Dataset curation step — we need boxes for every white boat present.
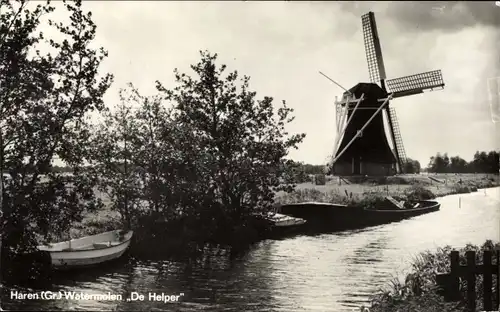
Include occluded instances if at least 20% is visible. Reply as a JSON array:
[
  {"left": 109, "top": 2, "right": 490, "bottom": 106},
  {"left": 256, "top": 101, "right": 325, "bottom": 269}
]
[{"left": 38, "top": 230, "right": 133, "bottom": 269}]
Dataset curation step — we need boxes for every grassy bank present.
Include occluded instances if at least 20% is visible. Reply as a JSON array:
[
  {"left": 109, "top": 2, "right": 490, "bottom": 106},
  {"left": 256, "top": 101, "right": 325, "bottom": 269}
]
[
  {"left": 59, "top": 173, "right": 498, "bottom": 240},
  {"left": 362, "top": 240, "right": 500, "bottom": 312},
  {"left": 275, "top": 173, "right": 499, "bottom": 207}
]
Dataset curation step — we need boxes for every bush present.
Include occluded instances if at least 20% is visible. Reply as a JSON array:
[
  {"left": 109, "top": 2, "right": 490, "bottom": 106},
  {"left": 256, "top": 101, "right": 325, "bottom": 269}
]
[
  {"left": 314, "top": 174, "right": 326, "bottom": 185},
  {"left": 452, "top": 185, "right": 474, "bottom": 194},
  {"left": 353, "top": 194, "right": 387, "bottom": 210},
  {"left": 367, "top": 240, "right": 500, "bottom": 312},
  {"left": 404, "top": 185, "right": 436, "bottom": 202}
]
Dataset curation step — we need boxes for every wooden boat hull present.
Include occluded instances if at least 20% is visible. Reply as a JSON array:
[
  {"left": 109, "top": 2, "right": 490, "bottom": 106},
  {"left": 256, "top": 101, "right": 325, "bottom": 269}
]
[
  {"left": 362, "top": 200, "right": 441, "bottom": 223},
  {"left": 278, "top": 200, "right": 440, "bottom": 232},
  {"left": 38, "top": 230, "right": 133, "bottom": 270}
]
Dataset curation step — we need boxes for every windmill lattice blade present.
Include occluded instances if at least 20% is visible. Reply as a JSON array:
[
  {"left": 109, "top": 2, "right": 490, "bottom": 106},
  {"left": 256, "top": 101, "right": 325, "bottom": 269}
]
[
  {"left": 386, "top": 70, "right": 445, "bottom": 98},
  {"left": 362, "top": 12, "right": 387, "bottom": 85}
]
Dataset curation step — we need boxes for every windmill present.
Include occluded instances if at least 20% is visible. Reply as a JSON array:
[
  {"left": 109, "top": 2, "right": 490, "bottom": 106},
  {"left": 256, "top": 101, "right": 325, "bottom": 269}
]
[{"left": 327, "top": 11, "right": 445, "bottom": 176}]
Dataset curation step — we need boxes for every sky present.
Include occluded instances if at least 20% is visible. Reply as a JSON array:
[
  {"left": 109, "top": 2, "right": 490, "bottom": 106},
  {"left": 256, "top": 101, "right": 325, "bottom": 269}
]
[{"left": 45, "top": 1, "right": 500, "bottom": 166}]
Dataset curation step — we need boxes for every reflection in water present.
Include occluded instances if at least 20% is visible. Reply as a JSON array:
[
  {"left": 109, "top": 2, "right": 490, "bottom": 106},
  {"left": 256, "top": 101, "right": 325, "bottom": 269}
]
[{"left": 3, "top": 188, "right": 499, "bottom": 311}]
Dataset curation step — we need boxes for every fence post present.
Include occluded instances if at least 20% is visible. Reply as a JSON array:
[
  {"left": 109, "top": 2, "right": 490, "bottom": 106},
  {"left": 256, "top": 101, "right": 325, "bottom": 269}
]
[
  {"left": 483, "top": 250, "right": 493, "bottom": 311},
  {"left": 466, "top": 251, "right": 476, "bottom": 312},
  {"left": 496, "top": 250, "right": 500, "bottom": 310},
  {"left": 450, "top": 250, "right": 460, "bottom": 300}
]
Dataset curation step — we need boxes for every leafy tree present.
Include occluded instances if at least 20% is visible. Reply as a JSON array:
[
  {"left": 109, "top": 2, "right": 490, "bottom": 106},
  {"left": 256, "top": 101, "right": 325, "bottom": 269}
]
[
  {"left": 471, "top": 150, "right": 499, "bottom": 173},
  {"left": 156, "top": 51, "right": 305, "bottom": 243},
  {"left": 90, "top": 83, "right": 205, "bottom": 231},
  {"left": 89, "top": 86, "right": 143, "bottom": 230},
  {"left": 428, "top": 153, "right": 448, "bottom": 173},
  {"left": 403, "top": 158, "right": 421, "bottom": 174},
  {"left": 0, "top": 0, "right": 112, "bottom": 255},
  {"left": 442, "top": 153, "right": 450, "bottom": 172},
  {"left": 449, "top": 156, "right": 468, "bottom": 173}
]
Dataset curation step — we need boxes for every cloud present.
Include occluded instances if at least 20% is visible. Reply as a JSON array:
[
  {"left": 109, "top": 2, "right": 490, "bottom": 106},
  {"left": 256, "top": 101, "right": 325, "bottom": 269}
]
[
  {"left": 385, "top": 1, "right": 500, "bottom": 32},
  {"left": 38, "top": 1, "right": 499, "bottom": 165}
]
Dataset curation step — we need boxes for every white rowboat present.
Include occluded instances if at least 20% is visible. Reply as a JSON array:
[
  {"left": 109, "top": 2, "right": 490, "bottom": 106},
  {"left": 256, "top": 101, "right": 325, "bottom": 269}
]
[{"left": 38, "top": 230, "right": 133, "bottom": 269}]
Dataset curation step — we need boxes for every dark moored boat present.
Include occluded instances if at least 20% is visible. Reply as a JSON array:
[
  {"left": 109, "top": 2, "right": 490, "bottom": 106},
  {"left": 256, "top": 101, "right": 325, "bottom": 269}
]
[
  {"left": 362, "top": 200, "right": 441, "bottom": 225},
  {"left": 278, "top": 200, "right": 440, "bottom": 232}
]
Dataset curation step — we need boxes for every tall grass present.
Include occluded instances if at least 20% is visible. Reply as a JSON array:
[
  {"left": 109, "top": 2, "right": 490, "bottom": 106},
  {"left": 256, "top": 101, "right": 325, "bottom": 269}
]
[
  {"left": 275, "top": 187, "right": 362, "bottom": 206},
  {"left": 365, "top": 240, "right": 500, "bottom": 312},
  {"left": 277, "top": 184, "right": 438, "bottom": 209}
]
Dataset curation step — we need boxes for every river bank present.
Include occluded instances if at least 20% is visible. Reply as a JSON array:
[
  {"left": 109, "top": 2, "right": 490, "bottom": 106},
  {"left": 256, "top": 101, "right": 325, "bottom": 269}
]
[
  {"left": 275, "top": 173, "right": 499, "bottom": 206},
  {"left": 36, "top": 173, "right": 499, "bottom": 260}
]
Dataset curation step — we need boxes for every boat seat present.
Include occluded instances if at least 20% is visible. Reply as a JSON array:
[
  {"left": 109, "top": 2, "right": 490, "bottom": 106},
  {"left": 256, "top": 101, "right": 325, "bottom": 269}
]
[
  {"left": 93, "top": 241, "right": 121, "bottom": 249},
  {"left": 93, "top": 242, "right": 112, "bottom": 249},
  {"left": 62, "top": 244, "right": 94, "bottom": 251},
  {"left": 385, "top": 196, "right": 405, "bottom": 209}
]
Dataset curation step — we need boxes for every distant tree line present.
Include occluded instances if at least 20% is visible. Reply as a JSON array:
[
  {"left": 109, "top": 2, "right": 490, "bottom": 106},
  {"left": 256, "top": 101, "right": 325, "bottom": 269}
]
[{"left": 426, "top": 150, "right": 499, "bottom": 173}]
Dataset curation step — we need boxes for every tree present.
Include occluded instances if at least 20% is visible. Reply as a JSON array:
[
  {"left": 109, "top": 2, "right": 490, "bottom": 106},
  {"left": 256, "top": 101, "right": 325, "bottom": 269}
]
[
  {"left": 428, "top": 153, "right": 448, "bottom": 173},
  {"left": 89, "top": 86, "right": 142, "bottom": 230},
  {"left": 442, "top": 153, "right": 450, "bottom": 172},
  {"left": 404, "top": 158, "right": 421, "bottom": 174},
  {"left": 156, "top": 51, "right": 305, "bottom": 243},
  {"left": 90, "top": 83, "right": 203, "bottom": 230},
  {"left": 0, "top": 0, "right": 112, "bottom": 257},
  {"left": 449, "top": 156, "right": 467, "bottom": 173},
  {"left": 485, "top": 151, "right": 499, "bottom": 173},
  {"left": 471, "top": 150, "right": 499, "bottom": 173}
]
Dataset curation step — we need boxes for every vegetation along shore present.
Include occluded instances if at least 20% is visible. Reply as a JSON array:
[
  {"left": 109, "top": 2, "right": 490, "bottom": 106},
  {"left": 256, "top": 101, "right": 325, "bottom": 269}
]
[{"left": 361, "top": 240, "right": 500, "bottom": 312}]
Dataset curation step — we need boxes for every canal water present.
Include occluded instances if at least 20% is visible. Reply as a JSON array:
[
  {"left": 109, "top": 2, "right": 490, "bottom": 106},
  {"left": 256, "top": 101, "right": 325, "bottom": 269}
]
[{"left": 2, "top": 187, "right": 499, "bottom": 311}]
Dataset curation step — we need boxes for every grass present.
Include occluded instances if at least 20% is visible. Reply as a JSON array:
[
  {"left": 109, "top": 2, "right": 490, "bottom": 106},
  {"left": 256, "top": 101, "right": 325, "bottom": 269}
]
[
  {"left": 363, "top": 240, "right": 500, "bottom": 312},
  {"left": 276, "top": 173, "right": 499, "bottom": 206}
]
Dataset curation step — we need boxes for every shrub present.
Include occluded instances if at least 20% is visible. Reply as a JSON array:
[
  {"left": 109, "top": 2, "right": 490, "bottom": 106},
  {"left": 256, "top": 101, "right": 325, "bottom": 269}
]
[
  {"left": 404, "top": 185, "right": 436, "bottom": 201},
  {"left": 352, "top": 194, "right": 386, "bottom": 209},
  {"left": 452, "top": 185, "right": 474, "bottom": 194},
  {"left": 367, "top": 240, "right": 500, "bottom": 312},
  {"left": 314, "top": 174, "right": 326, "bottom": 185}
]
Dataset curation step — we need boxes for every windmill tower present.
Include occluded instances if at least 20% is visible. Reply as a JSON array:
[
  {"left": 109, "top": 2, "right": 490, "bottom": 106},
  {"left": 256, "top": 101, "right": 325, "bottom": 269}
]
[{"left": 327, "top": 12, "right": 445, "bottom": 176}]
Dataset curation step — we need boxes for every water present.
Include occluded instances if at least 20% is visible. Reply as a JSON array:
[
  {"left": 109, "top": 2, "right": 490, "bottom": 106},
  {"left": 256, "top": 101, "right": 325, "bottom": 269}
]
[{"left": 3, "top": 188, "right": 499, "bottom": 311}]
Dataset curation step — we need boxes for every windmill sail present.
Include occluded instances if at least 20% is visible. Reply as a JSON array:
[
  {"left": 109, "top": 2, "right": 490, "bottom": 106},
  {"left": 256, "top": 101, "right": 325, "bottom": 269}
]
[
  {"left": 385, "top": 70, "right": 445, "bottom": 98},
  {"left": 362, "top": 12, "right": 387, "bottom": 87}
]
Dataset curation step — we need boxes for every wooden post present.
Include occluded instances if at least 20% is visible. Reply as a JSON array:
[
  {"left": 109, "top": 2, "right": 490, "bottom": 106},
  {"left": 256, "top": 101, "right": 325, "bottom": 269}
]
[
  {"left": 450, "top": 250, "right": 460, "bottom": 300},
  {"left": 466, "top": 251, "right": 476, "bottom": 311},
  {"left": 0, "top": 96, "right": 3, "bottom": 311},
  {"left": 483, "top": 250, "right": 493, "bottom": 311},
  {"left": 496, "top": 250, "right": 500, "bottom": 310}
]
